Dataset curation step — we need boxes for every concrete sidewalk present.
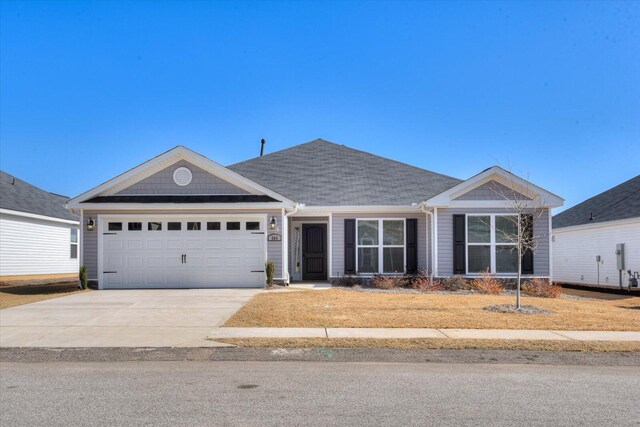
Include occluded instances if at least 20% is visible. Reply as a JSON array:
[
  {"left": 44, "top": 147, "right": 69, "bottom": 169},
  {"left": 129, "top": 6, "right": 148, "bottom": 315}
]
[{"left": 208, "top": 327, "right": 640, "bottom": 342}]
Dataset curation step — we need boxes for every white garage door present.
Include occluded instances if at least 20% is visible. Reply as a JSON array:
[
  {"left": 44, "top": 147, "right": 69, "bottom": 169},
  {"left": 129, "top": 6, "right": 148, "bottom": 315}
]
[{"left": 101, "top": 216, "right": 266, "bottom": 288}]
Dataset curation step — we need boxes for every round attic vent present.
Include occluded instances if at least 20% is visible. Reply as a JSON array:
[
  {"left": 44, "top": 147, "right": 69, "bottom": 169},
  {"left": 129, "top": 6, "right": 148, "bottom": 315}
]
[{"left": 173, "top": 167, "right": 193, "bottom": 186}]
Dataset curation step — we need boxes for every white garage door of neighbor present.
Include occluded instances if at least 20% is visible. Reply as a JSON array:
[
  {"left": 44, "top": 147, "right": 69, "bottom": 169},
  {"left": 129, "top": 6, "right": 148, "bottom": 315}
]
[{"left": 101, "top": 217, "right": 266, "bottom": 288}]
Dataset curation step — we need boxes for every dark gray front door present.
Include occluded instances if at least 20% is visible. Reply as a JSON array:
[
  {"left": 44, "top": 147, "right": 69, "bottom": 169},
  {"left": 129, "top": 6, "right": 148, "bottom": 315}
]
[{"left": 302, "top": 224, "right": 327, "bottom": 280}]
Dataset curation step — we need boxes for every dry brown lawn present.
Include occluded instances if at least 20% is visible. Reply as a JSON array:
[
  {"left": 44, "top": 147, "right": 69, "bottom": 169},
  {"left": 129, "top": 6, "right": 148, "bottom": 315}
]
[
  {"left": 219, "top": 338, "right": 640, "bottom": 352},
  {"left": 0, "top": 283, "right": 86, "bottom": 309},
  {"left": 225, "top": 289, "right": 640, "bottom": 331}
]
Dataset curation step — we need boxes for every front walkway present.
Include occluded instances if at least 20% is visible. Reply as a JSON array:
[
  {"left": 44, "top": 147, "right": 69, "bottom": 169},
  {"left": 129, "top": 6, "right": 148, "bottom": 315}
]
[
  {"left": 208, "top": 327, "right": 640, "bottom": 342},
  {"left": 0, "top": 289, "right": 261, "bottom": 347}
]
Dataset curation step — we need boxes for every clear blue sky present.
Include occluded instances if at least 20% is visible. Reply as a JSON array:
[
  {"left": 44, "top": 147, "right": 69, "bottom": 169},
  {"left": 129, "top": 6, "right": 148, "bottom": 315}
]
[{"left": 1, "top": 1, "right": 638, "bottom": 211}]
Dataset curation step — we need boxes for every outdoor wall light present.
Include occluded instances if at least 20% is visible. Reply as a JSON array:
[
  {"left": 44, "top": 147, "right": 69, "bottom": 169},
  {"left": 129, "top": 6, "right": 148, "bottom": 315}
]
[
  {"left": 87, "top": 217, "right": 95, "bottom": 231},
  {"left": 269, "top": 216, "right": 277, "bottom": 229}
]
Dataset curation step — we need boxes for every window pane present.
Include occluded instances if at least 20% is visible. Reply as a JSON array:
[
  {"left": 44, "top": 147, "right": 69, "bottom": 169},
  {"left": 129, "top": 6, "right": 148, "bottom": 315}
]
[
  {"left": 207, "top": 222, "right": 221, "bottom": 231},
  {"left": 467, "top": 216, "right": 490, "bottom": 243},
  {"left": 128, "top": 222, "right": 142, "bottom": 231},
  {"left": 187, "top": 222, "right": 201, "bottom": 231},
  {"left": 167, "top": 222, "right": 181, "bottom": 231},
  {"left": 496, "top": 216, "right": 518, "bottom": 243},
  {"left": 468, "top": 245, "right": 491, "bottom": 273},
  {"left": 108, "top": 222, "right": 122, "bottom": 231},
  {"left": 148, "top": 222, "right": 162, "bottom": 231},
  {"left": 358, "top": 220, "right": 378, "bottom": 245},
  {"left": 383, "top": 247, "right": 404, "bottom": 273},
  {"left": 227, "top": 222, "right": 240, "bottom": 230},
  {"left": 383, "top": 220, "right": 404, "bottom": 245},
  {"left": 70, "top": 244, "right": 78, "bottom": 259},
  {"left": 246, "top": 222, "right": 260, "bottom": 231},
  {"left": 70, "top": 229, "right": 78, "bottom": 243},
  {"left": 496, "top": 245, "right": 518, "bottom": 273},
  {"left": 358, "top": 247, "right": 378, "bottom": 273}
]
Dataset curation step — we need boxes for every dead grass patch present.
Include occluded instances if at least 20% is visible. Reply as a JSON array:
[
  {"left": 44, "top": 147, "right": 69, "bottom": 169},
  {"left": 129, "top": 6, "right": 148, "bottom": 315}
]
[
  {"left": 225, "top": 289, "right": 640, "bottom": 331},
  {"left": 0, "top": 283, "right": 86, "bottom": 309},
  {"left": 219, "top": 338, "right": 640, "bottom": 352}
]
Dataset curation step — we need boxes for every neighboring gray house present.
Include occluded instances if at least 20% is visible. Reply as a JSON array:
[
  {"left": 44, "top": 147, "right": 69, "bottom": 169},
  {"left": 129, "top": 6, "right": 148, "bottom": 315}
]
[
  {"left": 67, "top": 139, "right": 563, "bottom": 289},
  {"left": 0, "top": 170, "right": 79, "bottom": 277},
  {"left": 553, "top": 175, "right": 640, "bottom": 289}
]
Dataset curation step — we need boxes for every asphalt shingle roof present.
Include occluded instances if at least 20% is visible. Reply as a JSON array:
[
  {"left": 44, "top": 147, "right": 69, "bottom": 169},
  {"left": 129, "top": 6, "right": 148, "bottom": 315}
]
[
  {"left": 553, "top": 175, "right": 640, "bottom": 229},
  {"left": 0, "top": 170, "right": 78, "bottom": 221},
  {"left": 227, "top": 139, "right": 462, "bottom": 206}
]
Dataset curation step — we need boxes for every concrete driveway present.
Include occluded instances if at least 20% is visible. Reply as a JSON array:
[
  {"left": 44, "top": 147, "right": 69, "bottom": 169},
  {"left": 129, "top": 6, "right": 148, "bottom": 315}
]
[{"left": 0, "top": 289, "right": 261, "bottom": 347}]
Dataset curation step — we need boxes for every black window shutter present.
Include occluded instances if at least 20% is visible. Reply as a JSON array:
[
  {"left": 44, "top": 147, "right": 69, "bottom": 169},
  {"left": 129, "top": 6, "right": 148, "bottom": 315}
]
[
  {"left": 453, "top": 214, "right": 466, "bottom": 274},
  {"left": 521, "top": 214, "right": 534, "bottom": 274},
  {"left": 344, "top": 219, "right": 356, "bottom": 274},
  {"left": 406, "top": 218, "right": 418, "bottom": 274}
]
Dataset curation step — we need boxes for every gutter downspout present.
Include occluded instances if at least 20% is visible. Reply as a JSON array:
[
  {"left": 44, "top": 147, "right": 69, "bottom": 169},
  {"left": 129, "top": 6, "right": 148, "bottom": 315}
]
[
  {"left": 419, "top": 203, "right": 435, "bottom": 281},
  {"left": 283, "top": 203, "right": 300, "bottom": 285}
]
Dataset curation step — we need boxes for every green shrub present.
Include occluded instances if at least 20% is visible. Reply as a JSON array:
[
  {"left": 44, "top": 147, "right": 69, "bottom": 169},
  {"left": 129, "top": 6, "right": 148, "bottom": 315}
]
[
  {"left": 441, "top": 276, "right": 468, "bottom": 291},
  {"left": 265, "top": 260, "right": 275, "bottom": 287},
  {"left": 522, "top": 278, "right": 561, "bottom": 298},
  {"left": 79, "top": 265, "right": 88, "bottom": 290},
  {"left": 370, "top": 275, "right": 405, "bottom": 289}
]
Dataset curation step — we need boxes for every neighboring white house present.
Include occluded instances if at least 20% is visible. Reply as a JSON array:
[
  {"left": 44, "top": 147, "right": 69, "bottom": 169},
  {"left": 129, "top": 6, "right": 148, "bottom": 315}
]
[
  {"left": 552, "top": 175, "right": 640, "bottom": 290},
  {"left": 0, "top": 170, "right": 79, "bottom": 277}
]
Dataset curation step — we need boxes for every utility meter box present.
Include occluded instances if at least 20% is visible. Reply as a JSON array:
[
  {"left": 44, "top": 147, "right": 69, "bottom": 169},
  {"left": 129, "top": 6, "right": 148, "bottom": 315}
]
[{"left": 616, "top": 243, "right": 625, "bottom": 270}]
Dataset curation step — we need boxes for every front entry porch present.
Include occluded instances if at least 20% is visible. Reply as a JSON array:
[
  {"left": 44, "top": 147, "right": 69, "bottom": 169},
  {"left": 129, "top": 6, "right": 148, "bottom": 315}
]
[{"left": 289, "top": 217, "right": 329, "bottom": 282}]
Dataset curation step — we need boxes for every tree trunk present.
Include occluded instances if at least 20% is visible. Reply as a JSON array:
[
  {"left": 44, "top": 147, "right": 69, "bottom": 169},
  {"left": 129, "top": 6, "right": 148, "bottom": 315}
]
[{"left": 517, "top": 247, "right": 522, "bottom": 310}]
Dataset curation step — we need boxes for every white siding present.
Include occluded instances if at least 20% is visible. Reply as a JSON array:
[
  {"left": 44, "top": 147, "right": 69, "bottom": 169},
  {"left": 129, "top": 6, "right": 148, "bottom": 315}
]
[
  {"left": 553, "top": 219, "right": 640, "bottom": 288},
  {"left": 0, "top": 212, "right": 79, "bottom": 276}
]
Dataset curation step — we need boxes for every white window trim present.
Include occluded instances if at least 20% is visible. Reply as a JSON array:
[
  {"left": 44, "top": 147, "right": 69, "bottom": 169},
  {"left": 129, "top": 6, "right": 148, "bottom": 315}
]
[
  {"left": 355, "top": 218, "right": 406, "bottom": 275},
  {"left": 70, "top": 228, "right": 79, "bottom": 259},
  {"left": 465, "top": 214, "right": 518, "bottom": 275}
]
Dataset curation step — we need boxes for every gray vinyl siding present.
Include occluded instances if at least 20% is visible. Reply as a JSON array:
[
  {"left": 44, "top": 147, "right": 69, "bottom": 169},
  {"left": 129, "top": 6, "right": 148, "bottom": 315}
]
[
  {"left": 454, "top": 180, "right": 531, "bottom": 201},
  {"left": 116, "top": 160, "right": 250, "bottom": 195},
  {"left": 82, "top": 208, "right": 284, "bottom": 284},
  {"left": 331, "top": 213, "right": 427, "bottom": 277},
  {"left": 436, "top": 207, "right": 550, "bottom": 276}
]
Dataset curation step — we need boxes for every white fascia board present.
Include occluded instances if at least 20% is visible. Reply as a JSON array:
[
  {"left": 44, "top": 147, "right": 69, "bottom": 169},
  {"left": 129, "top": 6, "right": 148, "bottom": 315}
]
[
  {"left": 552, "top": 217, "right": 640, "bottom": 234},
  {"left": 424, "top": 166, "right": 564, "bottom": 208},
  {"left": 67, "top": 146, "right": 295, "bottom": 208},
  {"left": 446, "top": 200, "right": 552, "bottom": 209},
  {"left": 0, "top": 208, "right": 79, "bottom": 225},
  {"left": 75, "top": 202, "right": 289, "bottom": 210},
  {"left": 295, "top": 205, "right": 422, "bottom": 214}
]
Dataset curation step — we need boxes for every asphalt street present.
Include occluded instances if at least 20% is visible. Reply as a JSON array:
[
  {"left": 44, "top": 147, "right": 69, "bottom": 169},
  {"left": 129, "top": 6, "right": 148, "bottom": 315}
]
[{"left": 1, "top": 361, "right": 639, "bottom": 426}]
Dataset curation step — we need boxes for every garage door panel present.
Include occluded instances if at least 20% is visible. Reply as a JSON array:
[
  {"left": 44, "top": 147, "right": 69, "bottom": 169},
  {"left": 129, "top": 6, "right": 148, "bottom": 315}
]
[
  {"left": 166, "top": 239, "right": 183, "bottom": 250},
  {"left": 225, "top": 239, "right": 242, "bottom": 249},
  {"left": 205, "top": 239, "right": 223, "bottom": 249},
  {"left": 186, "top": 239, "right": 203, "bottom": 249},
  {"left": 127, "top": 239, "right": 144, "bottom": 250},
  {"left": 245, "top": 239, "right": 262, "bottom": 250},
  {"left": 101, "top": 217, "right": 266, "bottom": 289},
  {"left": 147, "top": 239, "right": 164, "bottom": 250},
  {"left": 147, "top": 256, "right": 164, "bottom": 268},
  {"left": 106, "top": 240, "right": 124, "bottom": 250}
]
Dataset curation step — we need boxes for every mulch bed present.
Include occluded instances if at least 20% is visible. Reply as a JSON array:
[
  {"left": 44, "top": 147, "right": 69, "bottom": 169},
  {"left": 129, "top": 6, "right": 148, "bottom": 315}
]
[{"left": 484, "top": 304, "right": 554, "bottom": 315}]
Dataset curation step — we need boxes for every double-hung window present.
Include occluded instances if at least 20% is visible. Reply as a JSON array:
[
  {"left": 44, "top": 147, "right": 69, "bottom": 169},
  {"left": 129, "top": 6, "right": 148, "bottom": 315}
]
[
  {"left": 70, "top": 228, "right": 78, "bottom": 259},
  {"left": 466, "top": 215, "right": 518, "bottom": 274},
  {"left": 356, "top": 219, "right": 405, "bottom": 274}
]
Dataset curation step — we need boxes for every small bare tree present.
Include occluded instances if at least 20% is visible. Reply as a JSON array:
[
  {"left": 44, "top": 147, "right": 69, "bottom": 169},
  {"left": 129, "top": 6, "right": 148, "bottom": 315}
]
[{"left": 485, "top": 171, "right": 548, "bottom": 310}]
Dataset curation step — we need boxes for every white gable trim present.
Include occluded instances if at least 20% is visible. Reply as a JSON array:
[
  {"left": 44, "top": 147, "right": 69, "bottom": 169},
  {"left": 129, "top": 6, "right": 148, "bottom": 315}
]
[
  {"left": 67, "top": 146, "right": 295, "bottom": 208},
  {"left": 424, "top": 166, "right": 564, "bottom": 208},
  {"left": 0, "top": 208, "right": 79, "bottom": 225}
]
